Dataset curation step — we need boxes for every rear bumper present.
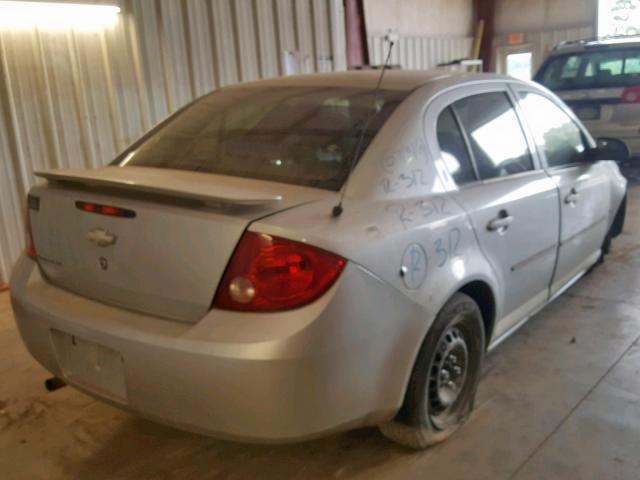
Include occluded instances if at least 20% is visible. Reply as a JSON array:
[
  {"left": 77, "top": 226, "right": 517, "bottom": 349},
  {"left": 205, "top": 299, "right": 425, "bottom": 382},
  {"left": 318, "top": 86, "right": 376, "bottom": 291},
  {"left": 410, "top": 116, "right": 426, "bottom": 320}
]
[{"left": 10, "top": 255, "right": 427, "bottom": 443}]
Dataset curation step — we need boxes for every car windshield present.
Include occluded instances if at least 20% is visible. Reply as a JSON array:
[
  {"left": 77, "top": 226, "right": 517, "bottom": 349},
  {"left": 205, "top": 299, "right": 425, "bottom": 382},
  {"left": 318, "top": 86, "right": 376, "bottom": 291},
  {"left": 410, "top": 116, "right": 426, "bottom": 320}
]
[
  {"left": 115, "top": 86, "right": 408, "bottom": 191},
  {"left": 536, "top": 47, "right": 640, "bottom": 90}
]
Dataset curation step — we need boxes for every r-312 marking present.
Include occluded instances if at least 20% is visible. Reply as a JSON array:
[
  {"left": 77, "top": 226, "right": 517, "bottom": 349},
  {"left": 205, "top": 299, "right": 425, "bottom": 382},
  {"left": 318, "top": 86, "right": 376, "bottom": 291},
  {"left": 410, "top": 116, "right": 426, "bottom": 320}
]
[
  {"left": 385, "top": 197, "right": 450, "bottom": 230},
  {"left": 381, "top": 168, "right": 427, "bottom": 194}
]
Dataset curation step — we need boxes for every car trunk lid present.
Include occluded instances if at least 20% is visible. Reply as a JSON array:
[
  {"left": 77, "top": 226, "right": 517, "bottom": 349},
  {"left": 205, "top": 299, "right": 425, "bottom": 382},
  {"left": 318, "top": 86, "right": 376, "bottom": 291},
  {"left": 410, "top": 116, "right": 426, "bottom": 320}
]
[{"left": 29, "top": 166, "right": 330, "bottom": 323}]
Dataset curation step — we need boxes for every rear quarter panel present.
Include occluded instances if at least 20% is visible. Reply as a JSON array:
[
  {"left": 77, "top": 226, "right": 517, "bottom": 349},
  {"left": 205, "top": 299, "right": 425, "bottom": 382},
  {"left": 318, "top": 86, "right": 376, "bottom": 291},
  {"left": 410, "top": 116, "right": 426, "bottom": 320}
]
[{"left": 251, "top": 84, "right": 499, "bottom": 351}]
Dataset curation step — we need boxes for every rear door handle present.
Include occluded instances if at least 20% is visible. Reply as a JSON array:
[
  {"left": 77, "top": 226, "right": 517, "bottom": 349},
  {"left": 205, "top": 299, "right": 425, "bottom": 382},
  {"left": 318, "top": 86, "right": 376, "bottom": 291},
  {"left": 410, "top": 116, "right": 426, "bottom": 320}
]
[
  {"left": 487, "top": 210, "right": 513, "bottom": 233},
  {"left": 565, "top": 188, "right": 579, "bottom": 205}
]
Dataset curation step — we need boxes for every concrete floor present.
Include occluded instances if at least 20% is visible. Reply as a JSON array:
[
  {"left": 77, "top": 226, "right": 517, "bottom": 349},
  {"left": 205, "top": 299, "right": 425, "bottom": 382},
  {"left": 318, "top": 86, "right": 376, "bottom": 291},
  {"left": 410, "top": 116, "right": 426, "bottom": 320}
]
[{"left": 2, "top": 188, "right": 640, "bottom": 480}]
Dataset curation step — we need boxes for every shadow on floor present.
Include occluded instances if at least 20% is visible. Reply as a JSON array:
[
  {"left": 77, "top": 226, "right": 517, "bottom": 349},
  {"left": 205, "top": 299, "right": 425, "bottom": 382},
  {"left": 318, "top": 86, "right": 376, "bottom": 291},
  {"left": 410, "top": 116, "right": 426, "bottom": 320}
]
[{"left": 62, "top": 417, "right": 414, "bottom": 480}]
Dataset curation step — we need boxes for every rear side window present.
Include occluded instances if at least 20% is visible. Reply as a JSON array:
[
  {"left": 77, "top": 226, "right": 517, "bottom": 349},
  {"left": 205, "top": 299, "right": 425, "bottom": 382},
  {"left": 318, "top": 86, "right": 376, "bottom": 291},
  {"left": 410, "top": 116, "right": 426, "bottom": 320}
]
[
  {"left": 537, "top": 48, "right": 640, "bottom": 90},
  {"left": 518, "top": 92, "right": 587, "bottom": 168},
  {"left": 453, "top": 92, "right": 533, "bottom": 180},
  {"left": 436, "top": 107, "right": 477, "bottom": 185},
  {"left": 116, "top": 86, "right": 407, "bottom": 191}
]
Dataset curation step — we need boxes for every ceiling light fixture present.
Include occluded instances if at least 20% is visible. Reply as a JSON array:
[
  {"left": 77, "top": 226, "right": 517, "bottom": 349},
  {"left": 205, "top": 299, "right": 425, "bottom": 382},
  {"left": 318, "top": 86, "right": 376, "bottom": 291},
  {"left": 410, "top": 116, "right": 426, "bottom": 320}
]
[{"left": 0, "top": 1, "right": 120, "bottom": 30}]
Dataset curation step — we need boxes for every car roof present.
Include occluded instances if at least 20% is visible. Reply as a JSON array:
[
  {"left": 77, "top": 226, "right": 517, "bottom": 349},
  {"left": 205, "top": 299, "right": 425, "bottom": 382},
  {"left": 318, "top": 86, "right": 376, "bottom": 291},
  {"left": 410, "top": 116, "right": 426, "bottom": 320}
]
[
  {"left": 550, "top": 36, "right": 640, "bottom": 55},
  {"left": 224, "top": 69, "right": 515, "bottom": 92}
]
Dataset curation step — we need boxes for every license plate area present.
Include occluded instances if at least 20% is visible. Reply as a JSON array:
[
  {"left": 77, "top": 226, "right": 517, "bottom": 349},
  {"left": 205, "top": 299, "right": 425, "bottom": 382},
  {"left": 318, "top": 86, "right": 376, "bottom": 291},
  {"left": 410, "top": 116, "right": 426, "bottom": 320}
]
[
  {"left": 51, "top": 330, "right": 127, "bottom": 404},
  {"left": 573, "top": 105, "right": 601, "bottom": 121}
]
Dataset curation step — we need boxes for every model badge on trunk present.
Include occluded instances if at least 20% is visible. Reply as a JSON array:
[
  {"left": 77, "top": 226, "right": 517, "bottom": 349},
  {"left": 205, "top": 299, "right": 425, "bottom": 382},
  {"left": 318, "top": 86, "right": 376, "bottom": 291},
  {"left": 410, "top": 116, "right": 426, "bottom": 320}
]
[{"left": 87, "top": 228, "right": 117, "bottom": 247}]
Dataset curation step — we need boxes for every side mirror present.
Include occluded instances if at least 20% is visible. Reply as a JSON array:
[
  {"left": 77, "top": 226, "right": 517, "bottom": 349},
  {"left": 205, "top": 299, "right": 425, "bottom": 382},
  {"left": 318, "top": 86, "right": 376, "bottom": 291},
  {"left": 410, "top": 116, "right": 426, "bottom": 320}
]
[{"left": 589, "top": 137, "right": 630, "bottom": 163}]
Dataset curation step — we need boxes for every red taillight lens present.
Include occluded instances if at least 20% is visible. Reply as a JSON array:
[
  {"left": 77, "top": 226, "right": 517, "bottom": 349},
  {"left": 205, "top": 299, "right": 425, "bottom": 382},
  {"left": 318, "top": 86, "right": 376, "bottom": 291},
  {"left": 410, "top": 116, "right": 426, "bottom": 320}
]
[
  {"left": 75, "top": 201, "right": 136, "bottom": 218},
  {"left": 214, "top": 232, "right": 346, "bottom": 312},
  {"left": 622, "top": 86, "right": 640, "bottom": 104},
  {"left": 25, "top": 207, "right": 37, "bottom": 259}
]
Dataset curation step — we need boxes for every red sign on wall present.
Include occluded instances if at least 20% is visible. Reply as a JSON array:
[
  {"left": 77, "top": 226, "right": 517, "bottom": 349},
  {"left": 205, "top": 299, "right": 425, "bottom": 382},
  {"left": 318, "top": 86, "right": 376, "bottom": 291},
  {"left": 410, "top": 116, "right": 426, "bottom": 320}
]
[{"left": 508, "top": 33, "right": 525, "bottom": 45}]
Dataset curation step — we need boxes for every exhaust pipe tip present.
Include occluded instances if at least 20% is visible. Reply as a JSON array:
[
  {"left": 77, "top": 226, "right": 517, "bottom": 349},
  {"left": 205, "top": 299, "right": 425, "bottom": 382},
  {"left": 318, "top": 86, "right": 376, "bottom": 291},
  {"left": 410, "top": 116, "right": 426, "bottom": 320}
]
[{"left": 45, "top": 377, "right": 66, "bottom": 392}]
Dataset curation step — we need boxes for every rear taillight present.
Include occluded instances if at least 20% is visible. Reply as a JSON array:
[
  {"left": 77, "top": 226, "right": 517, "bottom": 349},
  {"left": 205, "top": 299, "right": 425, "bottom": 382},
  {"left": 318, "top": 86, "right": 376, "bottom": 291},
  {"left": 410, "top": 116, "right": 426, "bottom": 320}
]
[
  {"left": 622, "top": 86, "right": 640, "bottom": 104},
  {"left": 214, "top": 232, "right": 346, "bottom": 312},
  {"left": 25, "top": 206, "right": 37, "bottom": 260},
  {"left": 76, "top": 201, "right": 136, "bottom": 218}
]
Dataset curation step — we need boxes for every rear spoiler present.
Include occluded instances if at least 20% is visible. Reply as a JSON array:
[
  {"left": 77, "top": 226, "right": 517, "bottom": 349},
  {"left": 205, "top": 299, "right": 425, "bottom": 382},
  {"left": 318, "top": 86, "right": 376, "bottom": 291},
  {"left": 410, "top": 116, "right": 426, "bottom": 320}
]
[{"left": 35, "top": 168, "right": 283, "bottom": 207}]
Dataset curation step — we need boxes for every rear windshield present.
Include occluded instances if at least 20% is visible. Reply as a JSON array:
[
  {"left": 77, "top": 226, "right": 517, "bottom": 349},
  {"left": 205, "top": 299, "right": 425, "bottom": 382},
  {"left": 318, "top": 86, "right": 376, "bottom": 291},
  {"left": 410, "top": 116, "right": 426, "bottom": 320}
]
[
  {"left": 536, "top": 47, "right": 640, "bottom": 90},
  {"left": 115, "top": 86, "right": 408, "bottom": 191}
]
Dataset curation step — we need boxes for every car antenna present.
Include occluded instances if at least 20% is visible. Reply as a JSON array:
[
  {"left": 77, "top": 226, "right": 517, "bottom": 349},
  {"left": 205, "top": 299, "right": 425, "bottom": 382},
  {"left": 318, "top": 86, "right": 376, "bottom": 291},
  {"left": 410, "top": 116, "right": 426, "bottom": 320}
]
[{"left": 332, "top": 31, "right": 398, "bottom": 218}]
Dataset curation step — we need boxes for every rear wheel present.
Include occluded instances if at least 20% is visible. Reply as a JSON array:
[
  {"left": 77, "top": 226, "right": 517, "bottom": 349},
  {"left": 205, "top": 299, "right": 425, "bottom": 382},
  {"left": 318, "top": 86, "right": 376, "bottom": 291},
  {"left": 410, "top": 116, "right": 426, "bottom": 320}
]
[{"left": 379, "top": 292, "right": 485, "bottom": 449}]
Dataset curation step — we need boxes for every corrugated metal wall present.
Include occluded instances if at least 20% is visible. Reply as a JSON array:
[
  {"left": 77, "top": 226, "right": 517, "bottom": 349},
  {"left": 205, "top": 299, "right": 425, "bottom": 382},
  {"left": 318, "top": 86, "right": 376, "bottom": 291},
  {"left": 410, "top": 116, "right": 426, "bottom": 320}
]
[
  {"left": 0, "top": 0, "right": 347, "bottom": 284},
  {"left": 368, "top": 35, "right": 473, "bottom": 69}
]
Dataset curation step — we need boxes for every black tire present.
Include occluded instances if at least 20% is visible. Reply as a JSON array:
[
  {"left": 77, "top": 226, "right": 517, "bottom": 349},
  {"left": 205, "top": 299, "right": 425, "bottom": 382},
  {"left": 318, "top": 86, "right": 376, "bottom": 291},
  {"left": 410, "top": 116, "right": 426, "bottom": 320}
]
[
  {"left": 379, "top": 292, "right": 485, "bottom": 449},
  {"left": 591, "top": 232, "right": 611, "bottom": 271},
  {"left": 593, "top": 197, "right": 626, "bottom": 270},
  {"left": 601, "top": 233, "right": 612, "bottom": 256}
]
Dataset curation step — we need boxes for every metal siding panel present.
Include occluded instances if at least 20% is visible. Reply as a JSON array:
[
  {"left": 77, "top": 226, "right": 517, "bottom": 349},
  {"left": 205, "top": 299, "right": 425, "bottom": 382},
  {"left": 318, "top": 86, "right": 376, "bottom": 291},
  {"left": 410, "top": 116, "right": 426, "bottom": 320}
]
[
  {"left": 255, "top": 0, "right": 280, "bottom": 78},
  {"left": 76, "top": 32, "right": 121, "bottom": 164},
  {"left": 399, "top": 37, "right": 408, "bottom": 68},
  {"left": 67, "top": 31, "right": 103, "bottom": 167},
  {"left": 234, "top": 0, "right": 260, "bottom": 81},
  {"left": 329, "top": 0, "right": 346, "bottom": 71},
  {"left": 294, "top": 0, "right": 314, "bottom": 73},
  {"left": 368, "top": 35, "right": 473, "bottom": 70},
  {"left": 275, "top": 0, "right": 297, "bottom": 56},
  {"left": 0, "top": 36, "right": 28, "bottom": 281},
  {"left": 103, "top": 20, "right": 148, "bottom": 148},
  {"left": 312, "top": 0, "right": 331, "bottom": 72},
  {"left": 132, "top": 0, "right": 170, "bottom": 124},
  {"left": 5, "top": 31, "right": 56, "bottom": 178},
  {"left": 390, "top": 35, "right": 400, "bottom": 65},
  {"left": 158, "top": 0, "right": 194, "bottom": 109},
  {"left": 420, "top": 37, "right": 428, "bottom": 68},
  {"left": 184, "top": 0, "right": 217, "bottom": 96},
  {"left": 370, "top": 35, "right": 381, "bottom": 65},
  {"left": 580, "top": 26, "right": 595, "bottom": 38},
  {"left": 39, "top": 32, "right": 86, "bottom": 169},
  {"left": 211, "top": 0, "right": 240, "bottom": 86},
  {"left": 33, "top": 31, "right": 65, "bottom": 169}
]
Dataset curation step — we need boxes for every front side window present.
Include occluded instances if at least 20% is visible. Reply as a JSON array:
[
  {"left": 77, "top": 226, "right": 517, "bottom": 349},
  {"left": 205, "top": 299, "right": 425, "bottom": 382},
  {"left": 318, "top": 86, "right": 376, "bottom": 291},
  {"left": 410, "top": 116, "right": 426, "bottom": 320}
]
[
  {"left": 518, "top": 92, "right": 586, "bottom": 168},
  {"left": 115, "top": 86, "right": 408, "bottom": 191},
  {"left": 436, "top": 107, "right": 477, "bottom": 185},
  {"left": 453, "top": 92, "right": 533, "bottom": 180}
]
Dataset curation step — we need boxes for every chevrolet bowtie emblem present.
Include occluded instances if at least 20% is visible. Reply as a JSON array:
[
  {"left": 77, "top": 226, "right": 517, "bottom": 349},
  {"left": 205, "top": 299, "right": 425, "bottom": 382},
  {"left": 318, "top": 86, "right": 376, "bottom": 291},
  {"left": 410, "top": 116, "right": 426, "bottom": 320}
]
[{"left": 87, "top": 228, "right": 117, "bottom": 247}]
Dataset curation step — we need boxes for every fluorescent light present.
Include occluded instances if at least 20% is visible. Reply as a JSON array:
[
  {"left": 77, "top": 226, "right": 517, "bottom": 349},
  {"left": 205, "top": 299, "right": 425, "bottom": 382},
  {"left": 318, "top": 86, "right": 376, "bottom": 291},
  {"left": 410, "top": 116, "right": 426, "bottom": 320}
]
[{"left": 0, "top": 1, "right": 120, "bottom": 30}]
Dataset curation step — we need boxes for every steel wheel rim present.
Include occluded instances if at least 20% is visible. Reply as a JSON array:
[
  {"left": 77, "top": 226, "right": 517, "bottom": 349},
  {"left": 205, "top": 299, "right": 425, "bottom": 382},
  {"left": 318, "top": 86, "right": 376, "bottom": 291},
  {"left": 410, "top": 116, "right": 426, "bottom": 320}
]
[{"left": 427, "top": 325, "right": 469, "bottom": 430}]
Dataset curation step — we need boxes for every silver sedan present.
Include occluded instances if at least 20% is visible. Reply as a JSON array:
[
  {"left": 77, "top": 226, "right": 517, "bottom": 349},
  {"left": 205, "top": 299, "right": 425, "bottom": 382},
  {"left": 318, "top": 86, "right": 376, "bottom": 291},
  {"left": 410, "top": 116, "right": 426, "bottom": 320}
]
[{"left": 10, "top": 70, "right": 628, "bottom": 448}]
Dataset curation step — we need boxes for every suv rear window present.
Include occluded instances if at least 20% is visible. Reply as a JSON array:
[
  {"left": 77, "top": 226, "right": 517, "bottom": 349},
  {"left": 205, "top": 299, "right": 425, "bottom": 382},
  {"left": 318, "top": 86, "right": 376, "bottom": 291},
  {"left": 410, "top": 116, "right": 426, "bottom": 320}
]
[
  {"left": 536, "top": 47, "right": 640, "bottom": 90},
  {"left": 115, "top": 86, "right": 408, "bottom": 191}
]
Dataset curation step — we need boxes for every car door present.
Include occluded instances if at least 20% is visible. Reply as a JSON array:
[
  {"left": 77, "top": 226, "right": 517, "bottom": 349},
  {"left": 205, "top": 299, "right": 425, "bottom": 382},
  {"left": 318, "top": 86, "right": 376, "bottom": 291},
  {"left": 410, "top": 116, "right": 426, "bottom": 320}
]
[
  {"left": 515, "top": 88, "right": 611, "bottom": 296},
  {"left": 426, "top": 84, "right": 560, "bottom": 341}
]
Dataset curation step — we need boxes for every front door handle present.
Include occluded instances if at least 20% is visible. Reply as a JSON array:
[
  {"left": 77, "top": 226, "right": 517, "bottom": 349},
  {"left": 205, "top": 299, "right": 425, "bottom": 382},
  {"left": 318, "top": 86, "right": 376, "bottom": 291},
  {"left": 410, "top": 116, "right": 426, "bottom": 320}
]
[
  {"left": 487, "top": 210, "right": 513, "bottom": 233},
  {"left": 565, "top": 188, "right": 579, "bottom": 205}
]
